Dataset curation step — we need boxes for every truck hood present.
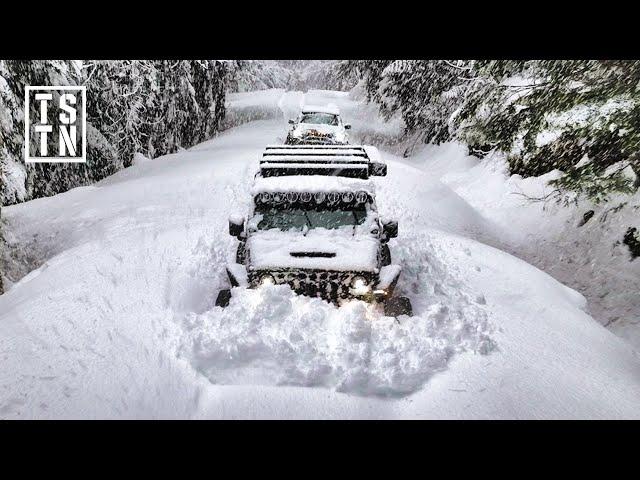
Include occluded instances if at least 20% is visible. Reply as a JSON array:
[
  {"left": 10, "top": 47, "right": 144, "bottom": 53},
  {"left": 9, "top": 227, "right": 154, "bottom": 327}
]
[{"left": 247, "top": 229, "right": 379, "bottom": 272}]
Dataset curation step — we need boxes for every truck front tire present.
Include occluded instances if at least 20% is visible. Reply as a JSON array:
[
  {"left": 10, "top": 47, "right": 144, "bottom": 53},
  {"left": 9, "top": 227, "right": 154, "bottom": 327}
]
[
  {"left": 384, "top": 296, "right": 413, "bottom": 317},
  {"left": 215, "top": 289, "right": 232, "bottom": 308},
  {"left": 380, "top": 244, "right": 391, "bottom": 266}
]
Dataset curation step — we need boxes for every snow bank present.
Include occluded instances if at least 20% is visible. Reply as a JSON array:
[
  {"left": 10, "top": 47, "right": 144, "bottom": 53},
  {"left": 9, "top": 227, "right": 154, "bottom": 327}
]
[
  {"left": 409, "top": 142, "right": 640, "bottom": 350},
  {"left": 132, "top": 152, "right": 151, "bottom": 166}
]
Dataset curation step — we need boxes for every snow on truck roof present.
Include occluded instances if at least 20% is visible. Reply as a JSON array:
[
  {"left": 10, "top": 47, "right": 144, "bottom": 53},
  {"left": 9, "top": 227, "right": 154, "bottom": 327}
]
[
  {"left": 251, "top": 144, "right": 385, "bottom": 196},
  {"left": 257, "top": 145, "right": 385, "bottom": 179},
  {"left": 301, "top": 104, "right": 340, "bottom": 115},
  {"left": 262, "top": 145, "right": 383, "bottom": 163}
]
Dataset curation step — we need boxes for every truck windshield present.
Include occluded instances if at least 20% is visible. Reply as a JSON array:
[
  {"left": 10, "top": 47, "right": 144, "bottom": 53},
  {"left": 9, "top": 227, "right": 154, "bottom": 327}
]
[
  {"left": 256, "top": 204, "right": 367, "bottom": 231},
  {"left": 299, "top": 113, "right": 339, "bottom": 126}
]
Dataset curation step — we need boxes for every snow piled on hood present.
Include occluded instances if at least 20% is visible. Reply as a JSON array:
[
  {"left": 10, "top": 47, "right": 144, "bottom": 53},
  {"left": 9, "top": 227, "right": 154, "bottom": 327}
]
[{"left": 248, "top": 228, "right": 380, "bottom": 272}]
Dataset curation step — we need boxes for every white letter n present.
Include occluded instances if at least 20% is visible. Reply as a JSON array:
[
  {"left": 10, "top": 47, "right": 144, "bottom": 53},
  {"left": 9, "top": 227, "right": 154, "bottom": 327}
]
[{"left": 59, "top": 125, "right": 77, "bottom": 156}]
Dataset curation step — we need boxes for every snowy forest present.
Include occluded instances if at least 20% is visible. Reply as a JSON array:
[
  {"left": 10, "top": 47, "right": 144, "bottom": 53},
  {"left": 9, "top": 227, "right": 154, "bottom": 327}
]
[
  {"left": 0, "top": 60, "right": 229, "bottom": 205},
  {"left": 1, "top": 59, "right": 639, "bottom": 419},
  {"left": 3, "top": 60, "right": 638, "bottom": 206},
  {"left": 340, "top": 60, "right": 639, "bottom": 203},
  {"left": 3, "top": 60, "right": 638, "bottom": 287},
  {"left": 2, "top": 59, "right": 639, "bottom": 291}
]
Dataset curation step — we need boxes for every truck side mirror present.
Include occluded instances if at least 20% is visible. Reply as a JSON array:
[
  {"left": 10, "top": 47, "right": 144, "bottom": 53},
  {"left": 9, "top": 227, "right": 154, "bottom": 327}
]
[
  {"left": 229, "top": 215, "right": 245, "bottom": 238},
  {"left": 288, "top": 119, "right": 295, "bottom": 124},
  {"left": 344, "top": 124, "right": 351, "bottom": 130},
  {"left": 382, "top": 220, "right": 398, "bottom": 241}
]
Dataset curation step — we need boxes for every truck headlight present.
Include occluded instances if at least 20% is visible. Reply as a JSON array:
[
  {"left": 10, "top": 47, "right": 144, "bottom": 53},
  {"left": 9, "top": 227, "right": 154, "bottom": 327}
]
[
  {"left": 260, "top": 274, "right": 275, "bottom": 287},
  {"left": 351, "top": 276, "right": 371, "bottom": 295}
]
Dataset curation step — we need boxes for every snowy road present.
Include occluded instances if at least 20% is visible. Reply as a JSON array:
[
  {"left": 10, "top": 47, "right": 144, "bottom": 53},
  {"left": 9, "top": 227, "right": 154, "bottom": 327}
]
[{"left": 1, "top": 90, "right": 639, "bottom": 419}]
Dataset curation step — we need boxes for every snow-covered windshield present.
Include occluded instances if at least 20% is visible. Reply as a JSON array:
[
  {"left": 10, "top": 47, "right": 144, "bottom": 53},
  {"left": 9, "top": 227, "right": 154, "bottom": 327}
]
[
  {"left": 255, "top": 205, "right": 366, "bottom": 231},
  {"left": 299, "top": 113, "right": 339, "bottom": 126}
]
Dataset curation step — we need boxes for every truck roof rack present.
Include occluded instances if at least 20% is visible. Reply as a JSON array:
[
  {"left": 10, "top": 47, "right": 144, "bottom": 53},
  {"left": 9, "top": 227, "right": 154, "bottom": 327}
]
[{"left": 260, "top": 145, "right": 387, "bottom": 179}]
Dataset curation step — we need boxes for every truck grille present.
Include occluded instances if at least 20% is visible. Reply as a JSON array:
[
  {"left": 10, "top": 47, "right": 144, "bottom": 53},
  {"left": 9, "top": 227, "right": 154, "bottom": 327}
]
[{"left": 250, "top": 269, "right": 375, "bottom": 302}]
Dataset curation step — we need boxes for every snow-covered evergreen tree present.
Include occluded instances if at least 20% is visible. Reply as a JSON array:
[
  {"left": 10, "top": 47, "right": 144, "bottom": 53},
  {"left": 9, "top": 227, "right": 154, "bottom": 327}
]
[
  {"left": 227, "top": 60, "right": 358, "bottom": 93},
  {"left": 339, "top": 60, "right": 472, "bottom": 151},
  {"left": 379, "top": 60, "right": 472, "bottom": 144},
  {"left": 454, "top": 61, "right": 639, "bottom": 201},
  {"left": 1, "top": 60, "right": 231, "bottom": 207},
  {"left": 227, "top": 61, "right": 299, "bottom": 92},
  {"left": 296, "top": 60, "right": 358, "bottom": 92},
  {"left": 344, "top": 59, "right": 640, "bottom": 203},
  {"left": 0, "top": 60, "right": 88, "bottom": 204},
  {"left": 339, "top": 60, "right": 392, "bottom": 103}
]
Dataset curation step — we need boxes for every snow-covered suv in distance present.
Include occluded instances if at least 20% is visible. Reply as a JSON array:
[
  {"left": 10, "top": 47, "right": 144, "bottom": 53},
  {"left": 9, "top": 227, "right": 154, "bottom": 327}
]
[
  {"left": 285, "top": 105, "right": 351, "bottom": 145},
  {"left": 215, "top": 144, "right": 413, "bottom": 318}
]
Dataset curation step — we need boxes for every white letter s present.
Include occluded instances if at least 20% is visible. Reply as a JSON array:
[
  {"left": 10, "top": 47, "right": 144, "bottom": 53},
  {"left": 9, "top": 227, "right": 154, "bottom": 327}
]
[{"left": 59, "top": 93, "right": 77, "bottom": 125}]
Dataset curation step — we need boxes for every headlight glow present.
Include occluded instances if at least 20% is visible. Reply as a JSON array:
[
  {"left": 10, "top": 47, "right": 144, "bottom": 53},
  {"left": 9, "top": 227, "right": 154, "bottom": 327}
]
[
  {"left": 260, "top": 274, "right": 275, "bottom": 287},
  {"left": 351, "top": 276, "right": 371, "bottom": 295}
]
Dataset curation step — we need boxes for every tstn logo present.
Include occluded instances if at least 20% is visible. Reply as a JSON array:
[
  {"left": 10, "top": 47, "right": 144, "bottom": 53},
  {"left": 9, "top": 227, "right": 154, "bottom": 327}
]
[{"left": 24, "top": 86, "right": 86, "bottom": 162}]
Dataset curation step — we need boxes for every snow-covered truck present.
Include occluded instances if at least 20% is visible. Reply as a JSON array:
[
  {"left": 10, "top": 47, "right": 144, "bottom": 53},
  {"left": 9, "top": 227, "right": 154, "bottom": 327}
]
[
  {"left": 215, "top": 144, "right": 413, "bottom": 317},
  {"left": 285, "top": 105, "right": 351, "bottom": 145}
]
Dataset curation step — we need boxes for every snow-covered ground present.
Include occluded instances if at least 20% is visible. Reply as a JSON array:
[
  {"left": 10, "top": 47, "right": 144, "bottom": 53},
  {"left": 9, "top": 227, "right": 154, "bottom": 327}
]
[
  {"left": 405, "top": 143, "right": 640, "bottom": 349},
  {"left": 1, "top": 89, "right": 639, "bottom": 419}
]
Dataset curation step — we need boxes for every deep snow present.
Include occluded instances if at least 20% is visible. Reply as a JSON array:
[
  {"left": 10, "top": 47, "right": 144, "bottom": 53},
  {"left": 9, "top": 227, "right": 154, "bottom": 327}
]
[
  {"left": 1, "top": 89, "right": 639, "bottom": 418},
  {"left": 409, "top": 143, "right": 640, "bottom": 349}
]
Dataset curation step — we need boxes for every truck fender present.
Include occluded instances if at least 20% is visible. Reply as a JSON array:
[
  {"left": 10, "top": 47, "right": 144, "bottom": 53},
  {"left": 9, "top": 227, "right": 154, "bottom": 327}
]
[
  {"left": 226, "top": 263, "right": 248, "bottom": 288},
  {"left": 376, "top": 264, "right": 401, "bottom": 292}
]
